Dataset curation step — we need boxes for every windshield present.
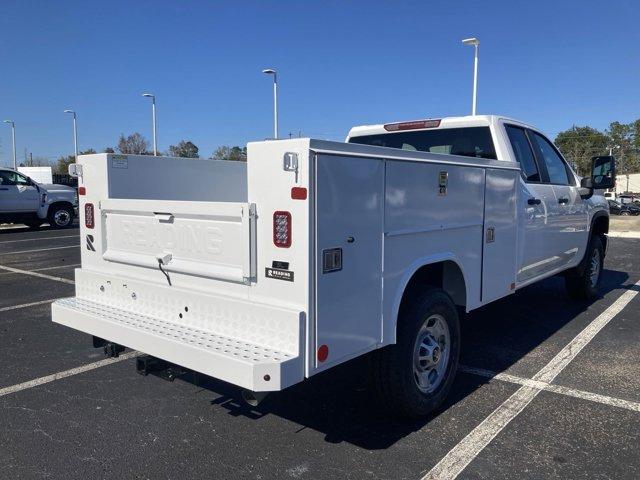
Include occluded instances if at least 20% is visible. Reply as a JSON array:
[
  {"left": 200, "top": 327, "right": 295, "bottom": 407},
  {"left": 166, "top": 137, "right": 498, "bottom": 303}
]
[{"left": 348, "top": 127, "right": 497, "bottom": 160}]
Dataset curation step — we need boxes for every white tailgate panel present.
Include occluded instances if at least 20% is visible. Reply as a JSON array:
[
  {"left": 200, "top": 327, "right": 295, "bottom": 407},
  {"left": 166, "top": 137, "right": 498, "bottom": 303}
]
[{"left": 101, "top": 199, "right": 255, "bottom": 284}]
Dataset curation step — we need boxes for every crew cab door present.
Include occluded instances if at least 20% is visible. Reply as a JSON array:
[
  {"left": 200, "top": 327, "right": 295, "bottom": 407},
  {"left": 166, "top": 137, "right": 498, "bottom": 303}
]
[
  {"left": 504, "top": 125, "right": 559, "bottom": 283},
  {"left": 528, "top": 131, "right": 588, "bottom": 267},
  {"left": 0, "top": 171, "right": 40, "bottom": 212}
]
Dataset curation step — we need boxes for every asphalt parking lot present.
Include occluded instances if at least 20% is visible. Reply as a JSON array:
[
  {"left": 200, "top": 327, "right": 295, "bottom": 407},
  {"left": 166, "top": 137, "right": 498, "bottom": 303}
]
[{"left": 0, "top": 224, "right": 638, "bottom": 480}]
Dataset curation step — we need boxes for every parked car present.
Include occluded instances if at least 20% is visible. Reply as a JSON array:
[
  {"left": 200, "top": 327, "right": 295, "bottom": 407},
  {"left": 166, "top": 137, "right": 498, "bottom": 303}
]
[
  {"left": 53, "top": 115, "right": 614, "bottom": 418},
  {"left": 0, "top": 167, "right": 78, "bottom": 228},
  {"left": 608, "top": 199, "right": 640, "bottom": 216}
]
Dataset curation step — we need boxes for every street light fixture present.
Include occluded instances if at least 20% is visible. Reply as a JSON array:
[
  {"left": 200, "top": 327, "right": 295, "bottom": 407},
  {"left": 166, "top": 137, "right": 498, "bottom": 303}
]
[
  {"left": 462, "top": 37, "right": 480, "bottom": 116},
  {"left": 3, "top": 120, "right": 16, "bottom": 170},
  {"left": 64, "top": 109, "right": 79, "bottom": 160},
  {"left": 262, "top": 68, "right": 278, "bottom": 139},
  {"left": 142, "top": 93, "right": 158, "bottom": 155}
]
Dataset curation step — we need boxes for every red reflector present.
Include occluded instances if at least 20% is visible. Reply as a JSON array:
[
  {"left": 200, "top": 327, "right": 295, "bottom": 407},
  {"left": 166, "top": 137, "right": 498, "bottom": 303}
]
[
  {"left": 383, "top": 119, "right": 441, "bottom": 131},
  {"left": 317, "top": 344, "right": 329, "bottom": 362},
  {"left": 84, "top": 203, "right": 94, "bottom": 229},
  {"left": 291, "top": 187, "right": 307, "bottom": 200},
  {"left": 273, "top": 211, "right": 291, "bottom": 248},
  {"left": 78, "top": 186, "right": 86, "bottom": 195}
]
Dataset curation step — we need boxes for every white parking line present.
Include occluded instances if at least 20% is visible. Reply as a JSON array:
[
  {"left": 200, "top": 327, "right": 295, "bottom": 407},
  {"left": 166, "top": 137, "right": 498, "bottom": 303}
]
[
  {"left": 423, "top": 281, "right": 640, "bottom": 480},
  {"left": 0, "top": 263, "right": 81, "bottom": 276},
  {"left": 0, "top": 352, "right": 139, "bottom": 398},
  {"left": 459, "top": 365, "right": 640, "bottom": 413},
  {"left": 0, "top": 235, "right": 78, "bottom": 244},
  {"left": 607, "top": 231, "right": 640, "bottom": 239},
  {"left": 0, "top": 244, "right": 79, "bottom": 255},
  {"left": 0, "top": 264, "right": 75, "bottom": 285},
  {"left": 0, "top": 299, "right": 59, "bottom": 312}
]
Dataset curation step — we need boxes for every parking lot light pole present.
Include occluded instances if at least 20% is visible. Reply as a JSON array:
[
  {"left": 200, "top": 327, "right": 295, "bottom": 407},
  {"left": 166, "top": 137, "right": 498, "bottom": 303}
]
[
  {"left": 462, "top": 37, "right": 480, "bottom": 116},
  {"left": 63, "top": 110, "right": 78, "bottom": 160},
  {"left": 142, "top": 93, "right": 158, "bottom": 155},
  {"left": 3, "top": 120, "right": 16, "bottom": 170},
  {"left": 262, "top": 69, "right": 278, "bottom": 139}
]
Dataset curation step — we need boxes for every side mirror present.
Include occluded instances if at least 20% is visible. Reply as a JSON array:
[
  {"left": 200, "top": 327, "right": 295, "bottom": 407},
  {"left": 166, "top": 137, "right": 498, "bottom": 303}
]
[{"left": 591, "top": 155, "right": 616, "bottom": 190}]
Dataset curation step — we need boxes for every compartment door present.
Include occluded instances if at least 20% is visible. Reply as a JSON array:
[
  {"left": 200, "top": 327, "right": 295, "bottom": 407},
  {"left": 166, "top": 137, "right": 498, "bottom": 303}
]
[
  {"left": 315, "top": 155, "right": 384, "bottom": 369},
  {"left": 482, "top": 169, "right": 518, "bottom": 303}
]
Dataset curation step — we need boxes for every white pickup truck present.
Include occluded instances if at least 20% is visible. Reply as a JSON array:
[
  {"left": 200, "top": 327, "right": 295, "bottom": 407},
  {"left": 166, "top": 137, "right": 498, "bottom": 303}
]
[
  {"left": 0, "top": 167, "right": 78, "bottom": 229},
  {"left": 52, "top": 115, "right": 615, "bottom": 418}
]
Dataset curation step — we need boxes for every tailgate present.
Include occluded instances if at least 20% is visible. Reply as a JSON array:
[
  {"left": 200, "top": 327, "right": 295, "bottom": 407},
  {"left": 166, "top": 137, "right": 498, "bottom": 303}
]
[{"left": 100, "top": 199, "right": 256, "bottom": 284}]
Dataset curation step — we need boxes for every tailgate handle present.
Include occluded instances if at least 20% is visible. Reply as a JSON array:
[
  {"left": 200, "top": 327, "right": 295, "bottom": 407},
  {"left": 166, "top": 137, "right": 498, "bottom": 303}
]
[{"left": 153, "top": 212, "right": 174, "bottom": 223}]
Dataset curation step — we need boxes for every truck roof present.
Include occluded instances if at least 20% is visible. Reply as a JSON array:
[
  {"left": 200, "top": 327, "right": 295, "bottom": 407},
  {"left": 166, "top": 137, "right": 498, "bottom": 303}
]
[{"left": 346, "top": 115, "right": 536, "bottom": 140}]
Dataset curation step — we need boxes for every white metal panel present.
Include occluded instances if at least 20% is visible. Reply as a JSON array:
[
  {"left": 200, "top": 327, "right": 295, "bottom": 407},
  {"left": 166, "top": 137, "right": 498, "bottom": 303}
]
[
  {"left": 482, "top": 169, "right": 518, "bottom": 303},
  {"left": 18, "top": 166, "right": 53, "bottom": 184},
  {"left": 382, "top": 159, "right": 485, "bottom": 344},
  {"left": 315, "top": 154, "right": 384, "bottom": 369},
  {"left": 101, "top": 199, "right": 254, "bottom": 284}
]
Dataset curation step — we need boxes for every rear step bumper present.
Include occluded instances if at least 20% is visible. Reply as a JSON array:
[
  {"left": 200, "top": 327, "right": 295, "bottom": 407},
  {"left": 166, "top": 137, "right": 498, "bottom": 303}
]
[{"left": 52, "top": 297, "right": 304, "bottom": 392}]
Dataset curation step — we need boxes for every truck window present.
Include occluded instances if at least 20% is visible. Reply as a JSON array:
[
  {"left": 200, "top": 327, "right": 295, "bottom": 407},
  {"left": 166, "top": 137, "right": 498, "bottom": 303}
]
[
  {"left": 529, "top": 132, "right": 571, "bottom": 185},
  {"left": 505, "top": 125, "right": 540, "bottom": 182},
  {"left": 348, "top": 127, "right": 497, "bottom": 160},
  {"left": 0, "top": 171, "right": 18, "bottom": 186}
]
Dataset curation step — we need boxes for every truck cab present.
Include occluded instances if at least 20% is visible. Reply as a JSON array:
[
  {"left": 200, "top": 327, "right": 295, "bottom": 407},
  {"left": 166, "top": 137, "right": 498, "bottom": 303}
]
[{"left": 0, "top": 167, "right": 78, "bottom": 228}]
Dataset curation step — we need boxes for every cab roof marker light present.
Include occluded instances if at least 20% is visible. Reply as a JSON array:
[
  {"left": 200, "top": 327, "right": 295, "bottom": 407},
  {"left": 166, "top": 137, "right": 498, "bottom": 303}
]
[{"left": 383, "top": 119, "right": 441, "bottom": 132}]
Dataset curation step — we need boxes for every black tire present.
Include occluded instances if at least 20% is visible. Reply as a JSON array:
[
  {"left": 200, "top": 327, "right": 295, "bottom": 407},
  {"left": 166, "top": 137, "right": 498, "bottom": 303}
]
[
  {"left": 47, "top": 204, "right": 74, "bottom": 229},
  {"left": 372, "top": 287, "right": 460, "bottom": 419},
  {"left": 565, "top": 235, "right": 604, "bottom": 300}
]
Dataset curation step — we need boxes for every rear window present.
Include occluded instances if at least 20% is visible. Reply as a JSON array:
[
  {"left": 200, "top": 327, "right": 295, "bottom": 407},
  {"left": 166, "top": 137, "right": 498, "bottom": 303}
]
[{"left": 348, "top": 127, "right": 497, "bottom": 160}]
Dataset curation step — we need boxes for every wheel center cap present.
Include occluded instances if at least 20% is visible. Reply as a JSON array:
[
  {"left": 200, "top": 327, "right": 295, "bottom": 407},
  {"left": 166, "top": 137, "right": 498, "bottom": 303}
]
[{"left": 432, "top": 346, "right": 441, "bottom": 363}]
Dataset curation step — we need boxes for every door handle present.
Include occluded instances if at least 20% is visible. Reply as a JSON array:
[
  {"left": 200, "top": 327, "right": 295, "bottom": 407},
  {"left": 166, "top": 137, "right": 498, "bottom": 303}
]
[
  {"left": 527, "top": 198, "right": 541, "bottom": 205},
  {"left": 558, "top": 197, "right": 569, "bottom": 205}
]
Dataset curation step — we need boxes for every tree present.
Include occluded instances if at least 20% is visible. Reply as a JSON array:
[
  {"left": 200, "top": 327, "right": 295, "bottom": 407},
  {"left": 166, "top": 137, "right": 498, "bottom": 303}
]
[
  {"left": 554, "top": 126, "right": 609, "bottom": 176},
  {"left": 54, "top": 156, "right": 74, "bottom": 175},
  {"left": 21, "top": 156, "right": 51, "bottom": 167},
  {"left": 53, "top": 149, "right": 96, "bottom": 174},
  {"left": 104, "top": 147, "right": 115, "bottom": 153},
  {"left": 211, "top": 145, "right": 247, "bottom": 161},
  {"left": 117, "top": 133, "right": 149, "bottom": 154},
  {"left": 607, "top": 121, "right": 639, "bottom": 175},
  {"left": 168, "top": 140, "right": 199, "bottom": 158}
]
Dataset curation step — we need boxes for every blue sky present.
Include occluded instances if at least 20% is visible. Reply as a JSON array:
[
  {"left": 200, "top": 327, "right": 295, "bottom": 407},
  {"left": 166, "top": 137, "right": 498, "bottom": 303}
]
[{"left": 0, "top": 0, "right": 638, "bottom": 165}]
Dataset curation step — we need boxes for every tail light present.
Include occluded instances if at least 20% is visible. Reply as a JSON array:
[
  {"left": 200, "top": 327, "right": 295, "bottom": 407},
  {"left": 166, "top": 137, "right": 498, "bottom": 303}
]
[
  {"left": 84, "top": 203, "right": 95, "bottom": 229},
  {"left": 273, "top": 211, "right": 291, "bottom": 248}
]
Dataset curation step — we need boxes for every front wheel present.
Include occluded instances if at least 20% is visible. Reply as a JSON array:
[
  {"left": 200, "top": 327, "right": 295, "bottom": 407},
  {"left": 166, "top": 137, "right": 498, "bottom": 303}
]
[
  {"left": 372, "top": 288, "right": 460, "bottom": 419},
  {"left": 48, "top": 205, "right": 74, "bottom": 229},
  {"left": 565, "top": 235, "right": 604, "bottom": 300}
]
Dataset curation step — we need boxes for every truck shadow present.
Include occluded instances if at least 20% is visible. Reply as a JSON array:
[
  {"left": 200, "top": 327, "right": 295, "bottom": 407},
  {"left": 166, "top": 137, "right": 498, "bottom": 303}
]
[{"left": 166, "top": 267, "right": 630, "bottom": 450}]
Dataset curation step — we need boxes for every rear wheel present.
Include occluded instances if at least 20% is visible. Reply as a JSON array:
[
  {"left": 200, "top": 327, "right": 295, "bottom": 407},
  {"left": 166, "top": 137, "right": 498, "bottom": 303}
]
[
  {"left": 565, "top": 235, "right": 604, "bottom": 300},
  {"left": 48, "top": 204, "right": 73, "bottom": 229},
  {"left": 621, "top": 211, "right": 630, "bottom": 216},
  {"left": 372, "top": 287, "right": 460, "bottom": 419}
]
